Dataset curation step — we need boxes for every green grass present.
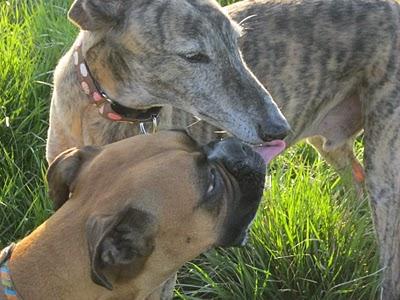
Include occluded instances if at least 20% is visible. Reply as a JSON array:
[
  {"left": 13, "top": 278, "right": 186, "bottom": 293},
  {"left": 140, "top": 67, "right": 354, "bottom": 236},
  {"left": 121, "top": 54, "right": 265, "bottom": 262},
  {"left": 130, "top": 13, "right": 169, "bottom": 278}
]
[
  {"left": 0, "top": 0, "right": 76, "bottom": 243},
  {"left": 176, "top": 144, "right": 379, "bottom": 299},
  {"left": 0, "top": 0, "right": 379, "bottom": 299}
]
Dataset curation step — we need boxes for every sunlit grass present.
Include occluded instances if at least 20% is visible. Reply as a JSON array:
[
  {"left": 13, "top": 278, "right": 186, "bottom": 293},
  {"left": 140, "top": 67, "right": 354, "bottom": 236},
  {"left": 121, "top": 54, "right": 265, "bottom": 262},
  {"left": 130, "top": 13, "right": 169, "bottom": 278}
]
[
  {"left": 176, "top": 144, "right": 379, "bottom": 299},
  {"left": 0, "top": 0, "right": 77, "bottom": 242}
]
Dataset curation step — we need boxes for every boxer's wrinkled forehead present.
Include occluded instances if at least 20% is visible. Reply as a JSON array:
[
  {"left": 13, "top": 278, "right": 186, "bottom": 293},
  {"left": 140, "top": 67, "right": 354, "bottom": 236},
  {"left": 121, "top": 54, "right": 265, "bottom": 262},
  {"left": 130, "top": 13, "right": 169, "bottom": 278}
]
[{"left": 101, "top": 130, "right": 199, "bottom": 158}]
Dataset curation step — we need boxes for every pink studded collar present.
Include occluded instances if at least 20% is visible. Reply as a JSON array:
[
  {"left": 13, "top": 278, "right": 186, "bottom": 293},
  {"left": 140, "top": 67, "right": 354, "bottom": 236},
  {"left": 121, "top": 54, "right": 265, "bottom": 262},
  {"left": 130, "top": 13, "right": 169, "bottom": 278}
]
[{"left": 73, "top": 40, "right": 161, "bottom": 124}]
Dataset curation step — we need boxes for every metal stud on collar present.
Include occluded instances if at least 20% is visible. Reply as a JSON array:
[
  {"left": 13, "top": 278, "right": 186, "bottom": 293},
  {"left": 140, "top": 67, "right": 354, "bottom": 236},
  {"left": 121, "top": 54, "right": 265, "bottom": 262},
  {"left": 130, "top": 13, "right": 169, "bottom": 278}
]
[
  {"left": 139, "top": 123, "right": 147, "bottom": 135},
  {"left": 139, "top": 116, "right": 158, "bottom": 135}
]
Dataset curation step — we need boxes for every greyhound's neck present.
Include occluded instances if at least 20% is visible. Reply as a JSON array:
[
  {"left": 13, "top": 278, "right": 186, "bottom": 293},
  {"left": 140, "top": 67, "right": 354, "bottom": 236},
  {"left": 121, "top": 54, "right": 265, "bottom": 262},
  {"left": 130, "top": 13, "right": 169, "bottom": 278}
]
[{"left": 52, "top": 34, "right": 92, "bottom": 116}]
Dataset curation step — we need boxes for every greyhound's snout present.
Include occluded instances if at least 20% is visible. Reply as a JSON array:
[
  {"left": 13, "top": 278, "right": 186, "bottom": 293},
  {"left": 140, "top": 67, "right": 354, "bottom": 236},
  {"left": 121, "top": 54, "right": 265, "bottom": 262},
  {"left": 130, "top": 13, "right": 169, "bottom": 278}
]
[
  {"left": 231, "top": 67, "right": 291, "bottom": 143},
  {"left": 257, "top": 120, "right": 291, "bottom": 142}
]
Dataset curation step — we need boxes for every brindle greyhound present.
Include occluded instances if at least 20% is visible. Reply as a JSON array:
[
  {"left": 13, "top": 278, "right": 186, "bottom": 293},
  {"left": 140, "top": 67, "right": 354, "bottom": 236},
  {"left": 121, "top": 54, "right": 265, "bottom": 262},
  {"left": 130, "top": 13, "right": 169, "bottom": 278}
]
[
  {"left": 46, "top": 0, "right": 400, "bottom": 298},
  {"left": 46, "top": 0, "right": 290, "bottom": 163},
  {"left": 231, "top": 1, "right": 399, "bottom": 298}
]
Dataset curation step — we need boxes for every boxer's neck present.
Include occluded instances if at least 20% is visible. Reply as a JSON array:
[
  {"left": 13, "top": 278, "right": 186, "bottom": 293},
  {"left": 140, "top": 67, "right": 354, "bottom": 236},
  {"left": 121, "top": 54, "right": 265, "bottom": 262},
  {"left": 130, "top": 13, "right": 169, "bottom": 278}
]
[
  {"left": 8, "top": 205, "right": 96, "bottom": 299},
  {"left": 8, "top": 205, "right": 140, "bottom": 299},
  {"left": 6, "top": 201, "right": 166, "bottom": 299}
]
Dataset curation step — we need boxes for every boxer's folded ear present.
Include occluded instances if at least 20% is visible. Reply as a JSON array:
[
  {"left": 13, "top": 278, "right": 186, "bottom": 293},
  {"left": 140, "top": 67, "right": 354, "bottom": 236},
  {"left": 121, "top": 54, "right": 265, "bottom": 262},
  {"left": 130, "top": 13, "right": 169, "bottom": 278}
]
[
  {"left": 86, "top": 207, "right": 158, "bottom": 290},
  {"left": 47, "top": 146, "right": 100, "bottom": 210}
]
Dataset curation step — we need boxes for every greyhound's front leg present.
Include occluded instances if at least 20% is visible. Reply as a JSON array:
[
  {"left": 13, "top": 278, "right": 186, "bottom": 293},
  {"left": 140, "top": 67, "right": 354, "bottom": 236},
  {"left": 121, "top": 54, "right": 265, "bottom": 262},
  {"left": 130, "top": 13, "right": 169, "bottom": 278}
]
[{"left": 364, "top": 89, "right": 400, "bottom": 300}]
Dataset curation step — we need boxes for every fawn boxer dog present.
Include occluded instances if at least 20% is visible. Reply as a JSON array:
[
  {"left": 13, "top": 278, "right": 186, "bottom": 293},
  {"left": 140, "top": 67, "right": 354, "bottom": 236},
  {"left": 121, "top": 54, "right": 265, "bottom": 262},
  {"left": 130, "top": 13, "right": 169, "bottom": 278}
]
[{"left": 1, "top": 131, "right": 267, "bottom": 300}]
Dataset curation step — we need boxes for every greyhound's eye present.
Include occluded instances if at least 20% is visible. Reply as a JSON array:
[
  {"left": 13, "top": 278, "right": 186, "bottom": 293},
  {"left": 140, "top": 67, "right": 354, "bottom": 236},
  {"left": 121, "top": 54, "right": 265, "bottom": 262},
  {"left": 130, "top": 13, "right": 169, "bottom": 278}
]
[{"left": 182, "top": 52, "right": 210, "bottom": 64}]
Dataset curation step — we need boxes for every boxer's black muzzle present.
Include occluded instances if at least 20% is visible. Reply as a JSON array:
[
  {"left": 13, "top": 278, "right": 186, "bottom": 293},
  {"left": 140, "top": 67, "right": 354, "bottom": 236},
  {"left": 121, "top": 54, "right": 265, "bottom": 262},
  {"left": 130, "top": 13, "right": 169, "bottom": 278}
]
[{"left": 204, "top": 138, "right": 266, "bottom": 247}]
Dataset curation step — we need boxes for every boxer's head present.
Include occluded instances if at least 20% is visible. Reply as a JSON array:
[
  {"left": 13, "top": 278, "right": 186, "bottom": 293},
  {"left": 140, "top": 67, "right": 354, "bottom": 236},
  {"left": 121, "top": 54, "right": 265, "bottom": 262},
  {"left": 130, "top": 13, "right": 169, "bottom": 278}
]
[{"left": 47, "top": 131, "right": 266, "bottom": 293}]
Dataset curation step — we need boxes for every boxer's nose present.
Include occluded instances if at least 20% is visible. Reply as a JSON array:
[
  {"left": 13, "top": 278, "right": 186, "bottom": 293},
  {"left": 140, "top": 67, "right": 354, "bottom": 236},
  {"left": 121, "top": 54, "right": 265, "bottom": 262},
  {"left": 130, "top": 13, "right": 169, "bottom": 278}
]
[
  {"left": 204, "top": 138, "right": 265, "bottom": 176},
  {"left": 205, "top": 138, "right": 266, "bottom": 248}
]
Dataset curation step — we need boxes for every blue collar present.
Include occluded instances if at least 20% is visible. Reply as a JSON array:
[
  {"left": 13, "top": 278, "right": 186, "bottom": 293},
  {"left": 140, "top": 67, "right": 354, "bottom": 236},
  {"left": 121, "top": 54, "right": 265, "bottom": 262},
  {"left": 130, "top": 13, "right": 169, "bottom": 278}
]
[{"left": 0, "top": 243, "right": 20, "bottom": 299}]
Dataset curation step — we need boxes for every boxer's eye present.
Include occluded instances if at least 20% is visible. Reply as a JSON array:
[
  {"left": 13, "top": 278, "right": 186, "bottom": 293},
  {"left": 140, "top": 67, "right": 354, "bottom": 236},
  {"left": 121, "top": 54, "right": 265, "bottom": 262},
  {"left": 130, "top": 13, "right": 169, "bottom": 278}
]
[
  {"left": 200, "top": 167, "right": 224, "bottom": 212},
  {"left": 207, "top": 168, "right": 217, "bottom": 194}
]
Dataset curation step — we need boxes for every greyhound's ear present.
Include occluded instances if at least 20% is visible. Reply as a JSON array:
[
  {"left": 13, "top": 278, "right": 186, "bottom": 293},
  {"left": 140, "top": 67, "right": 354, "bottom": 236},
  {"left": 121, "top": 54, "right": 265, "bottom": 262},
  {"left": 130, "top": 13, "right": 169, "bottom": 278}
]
[
  {"left": 86, "top": 207, "right": 157, "bottom": 290},
  {"left": 68, "top": 0, "right": 129, "bottom": 31},
  {"left": 47, "top": 146, "right": 100, "bottom": 210}
]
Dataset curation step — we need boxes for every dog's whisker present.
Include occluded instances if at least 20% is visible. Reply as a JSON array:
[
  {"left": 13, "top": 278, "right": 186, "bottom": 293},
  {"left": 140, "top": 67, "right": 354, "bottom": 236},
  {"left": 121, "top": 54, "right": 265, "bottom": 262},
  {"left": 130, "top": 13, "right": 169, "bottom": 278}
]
[
  {"left": 186, "top": 119, "right": 203, "bottom": 129},
  {"left": 239, "top": 14, "right": 257, "bottom": 26}
]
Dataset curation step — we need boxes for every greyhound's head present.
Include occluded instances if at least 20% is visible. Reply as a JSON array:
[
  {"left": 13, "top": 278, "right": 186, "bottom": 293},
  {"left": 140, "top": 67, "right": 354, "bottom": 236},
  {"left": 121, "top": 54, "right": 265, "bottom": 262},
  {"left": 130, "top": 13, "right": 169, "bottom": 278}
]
[{"left": 68, "top": 0, "right": 290, "bottom": 144}]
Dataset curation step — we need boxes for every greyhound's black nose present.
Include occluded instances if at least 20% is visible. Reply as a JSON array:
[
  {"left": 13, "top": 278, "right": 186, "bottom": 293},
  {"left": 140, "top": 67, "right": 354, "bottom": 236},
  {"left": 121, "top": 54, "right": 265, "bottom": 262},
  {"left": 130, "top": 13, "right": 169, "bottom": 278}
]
[{"left": 257, "top": 121, "right": 290, "bottom": 142}]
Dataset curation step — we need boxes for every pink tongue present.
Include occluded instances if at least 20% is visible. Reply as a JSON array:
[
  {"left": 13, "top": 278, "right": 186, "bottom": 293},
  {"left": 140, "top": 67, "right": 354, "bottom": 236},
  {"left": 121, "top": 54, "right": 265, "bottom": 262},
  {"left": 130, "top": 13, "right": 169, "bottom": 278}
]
[{"left": 254, "top": 140, "right": 286, "bottom": 164}]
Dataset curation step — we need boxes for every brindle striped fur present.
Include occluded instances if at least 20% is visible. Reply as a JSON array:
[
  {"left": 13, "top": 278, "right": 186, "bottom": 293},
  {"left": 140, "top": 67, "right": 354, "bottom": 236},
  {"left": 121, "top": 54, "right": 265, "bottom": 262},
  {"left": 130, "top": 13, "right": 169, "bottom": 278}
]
[
  {"left": 176, "top": 0, "right": 400, "bottom": 298},
  {"left": 46, "top": 0, "right": 290, "bottom": 163},
  {"left": 235, "top": 2, "right": 400, "bottom": 298}
]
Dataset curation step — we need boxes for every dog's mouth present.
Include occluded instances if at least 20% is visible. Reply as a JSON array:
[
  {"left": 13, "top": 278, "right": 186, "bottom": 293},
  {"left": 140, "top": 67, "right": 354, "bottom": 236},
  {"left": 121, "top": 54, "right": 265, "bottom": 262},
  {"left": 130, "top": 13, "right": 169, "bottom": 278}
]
[
  {"left": 110, "top": 104, "right": 286, "bottom": 163},
  {"left": 110, "top": 101, "right": 162, "bottom": 122},
  {"left": 195, "top": 113, "right": 286, "bottom": 162},
  {"left": 205, "top": 138, "right": 266, "bottom": 248},
  {"left": 253, "top": 140, "right": 286, "bottom": 164}
]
